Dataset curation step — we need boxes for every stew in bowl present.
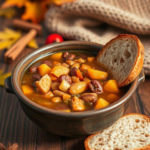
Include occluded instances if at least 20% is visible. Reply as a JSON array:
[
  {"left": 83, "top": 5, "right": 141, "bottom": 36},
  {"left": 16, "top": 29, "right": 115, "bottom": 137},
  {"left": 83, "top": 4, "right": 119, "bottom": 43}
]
[{"left": 21, "top": 51, "right": 125, "bottom": 112}]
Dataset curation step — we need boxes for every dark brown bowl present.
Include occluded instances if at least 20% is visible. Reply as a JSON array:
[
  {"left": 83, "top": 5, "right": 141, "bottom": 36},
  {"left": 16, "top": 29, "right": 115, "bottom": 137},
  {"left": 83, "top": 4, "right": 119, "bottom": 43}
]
[{"left": 4, "top": 41, "right": 145, "bottom": 137}]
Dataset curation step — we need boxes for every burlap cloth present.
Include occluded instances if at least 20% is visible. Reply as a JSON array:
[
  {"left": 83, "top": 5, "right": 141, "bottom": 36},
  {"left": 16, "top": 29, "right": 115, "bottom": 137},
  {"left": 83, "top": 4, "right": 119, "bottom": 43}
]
[{"left": 45, "top": 0, "right": 150, "bottom": 75}]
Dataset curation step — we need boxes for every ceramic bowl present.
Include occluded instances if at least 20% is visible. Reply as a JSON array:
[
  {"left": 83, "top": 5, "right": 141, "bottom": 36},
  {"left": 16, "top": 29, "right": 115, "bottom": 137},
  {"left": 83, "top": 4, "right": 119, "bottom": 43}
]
[{"left": 4, "top": 41, "right": 145, "bottom": 136}]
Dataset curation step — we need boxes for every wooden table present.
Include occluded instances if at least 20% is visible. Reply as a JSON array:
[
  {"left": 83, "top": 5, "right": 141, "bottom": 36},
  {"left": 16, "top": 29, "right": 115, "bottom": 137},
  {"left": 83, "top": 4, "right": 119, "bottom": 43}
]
[{"left": 0, "top": 16, "right": 150, "bottom": 150}]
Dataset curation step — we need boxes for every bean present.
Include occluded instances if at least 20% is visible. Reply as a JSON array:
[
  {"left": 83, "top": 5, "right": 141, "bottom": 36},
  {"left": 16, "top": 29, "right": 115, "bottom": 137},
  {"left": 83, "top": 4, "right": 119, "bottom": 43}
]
[
  {"left": 70, "top": 67, "right": 77, "bottom": 76},
  {"left": 80, "top": 93, "right": 98, "bottom": 102},
  {"left": 88, "top": 80, "right": 103, "bottom": 94},
  {"left": 53, "top": 90, "right": 68, "bottom": 97},
  {"left": 66, "top": 54, "right": 76, "bottom": 60},
  {"left": 29, "top": 67, "right": 37, "bottom": 73},
  {"left": 52, "top": 97, "right": 62, "bottom": 103},
  {"left": 32, "top": 74, "right": 41, "bottom": 81},
  {"left": 63, "top": 52, "right": 69, "bottom": 58},
  {"left": 42, "top": 60, "right": 52, "bottom": 67},
  {"left": 69, "top": 82, "right": 88, "bottom": 94},
  {"left": 51, "top": 82, "right": 60, "bottom": 90},
  {"left": 58, "top": 74, "right": 72, "bottom": 84},
  {"left": 63, "top": 52, "right": 76, "bottom": 60}
]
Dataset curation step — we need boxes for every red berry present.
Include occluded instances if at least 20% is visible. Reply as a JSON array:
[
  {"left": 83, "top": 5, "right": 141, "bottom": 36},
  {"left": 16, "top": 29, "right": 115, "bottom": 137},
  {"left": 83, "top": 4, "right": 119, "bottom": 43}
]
[{"left": 45, "top": 34, "right": 63, "bottom": 45}]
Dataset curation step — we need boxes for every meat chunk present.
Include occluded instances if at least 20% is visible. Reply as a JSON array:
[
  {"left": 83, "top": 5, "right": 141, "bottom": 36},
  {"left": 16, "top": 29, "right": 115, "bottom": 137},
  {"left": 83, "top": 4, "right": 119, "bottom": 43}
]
[
  {"left": 35, "top": 74, "right": 51, "bottom": 94},
  {"left": 71, "top": 96, "right": 85, "bottom": 111}
]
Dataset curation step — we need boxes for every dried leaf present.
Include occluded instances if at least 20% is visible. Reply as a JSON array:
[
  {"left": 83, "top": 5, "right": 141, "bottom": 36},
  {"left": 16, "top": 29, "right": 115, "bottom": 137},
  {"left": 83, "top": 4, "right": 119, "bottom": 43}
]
[
  {"left": 0, "top": 28, "right": 21, "bottom": 50},
  {"left": 28, "top": 38, "right": 38, "bottom": 49},
  {"left": 0, "top": 28, "right": 21, "bottom": 40},
  {"left": 0, "top": 71, "right": 11, "bottom": 86},
  {"left": 0, "top": 28, "right": 38, "bottom": 50},
  {"left": 0, "top": 38, "right": 19, "bottom": 50},
  {"left": 21, "top": 1, "right": 47, "bottom": 24},
  {"left": 0, "top": 70, "right": 3, "bottom": 75},
  {"left": 1, "top": 0, "right": 28, "bottom": 8},
  {"left": 0, "top": 7, "right": 16, "bottom": 18}
]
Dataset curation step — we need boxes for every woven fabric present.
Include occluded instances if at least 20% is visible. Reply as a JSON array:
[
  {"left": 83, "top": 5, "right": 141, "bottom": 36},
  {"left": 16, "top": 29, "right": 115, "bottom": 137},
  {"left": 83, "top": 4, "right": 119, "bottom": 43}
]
[{"left": 45, "top": 0, "right": 150, "bottom": 75}]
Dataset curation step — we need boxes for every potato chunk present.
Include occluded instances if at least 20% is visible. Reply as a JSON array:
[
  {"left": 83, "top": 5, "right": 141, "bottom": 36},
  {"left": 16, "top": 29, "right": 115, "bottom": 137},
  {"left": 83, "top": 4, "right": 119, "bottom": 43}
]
[
  {"left": 35, "top": 74, "right": 51, "bottom": 94},
  {"left": 104, "top": 80, "right": 119, "bottom": 93},
  {"left": 59, "top": 80, "right": 70, "bottom": 92},
  {"left": 71, "top": 96, "right": 85, "bottom": 111},
  {"left": 38, "top": 64, "right": 51, "bottom": 76},
  {"left": 88, "top": 68, "right": 108, "bottom": 80},
  {"left": 94, "top": 98, "right": 109, "bottom": 109},
  {"left": 51, "top": 66, "right": 69, "bottom": 77},
  {"left": 50, "top": 53, "right": 62, "bottom": 60},
  {"left": 22, "top": 85, "right": 34, "bottom": 95}
]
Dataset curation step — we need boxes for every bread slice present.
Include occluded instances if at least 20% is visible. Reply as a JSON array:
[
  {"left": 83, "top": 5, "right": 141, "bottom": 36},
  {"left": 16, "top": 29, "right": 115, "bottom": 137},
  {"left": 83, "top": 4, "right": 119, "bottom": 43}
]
[
  {"left": 96, "top": 34, "right": 144, "bottom": 87},
  {"left": 85, "top": 113, "right": 150, "bottom": 150}
]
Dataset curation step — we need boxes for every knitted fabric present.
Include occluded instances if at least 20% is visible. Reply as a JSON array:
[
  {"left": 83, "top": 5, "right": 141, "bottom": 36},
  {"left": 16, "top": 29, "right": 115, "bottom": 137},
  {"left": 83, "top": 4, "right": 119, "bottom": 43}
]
[{"left": 45, "top": 0, "right": 150, "bottom": 75}]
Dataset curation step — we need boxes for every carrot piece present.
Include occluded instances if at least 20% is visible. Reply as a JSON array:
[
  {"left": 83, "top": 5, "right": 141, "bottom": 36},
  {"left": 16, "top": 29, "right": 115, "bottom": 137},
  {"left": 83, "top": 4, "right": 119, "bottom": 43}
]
[
  {"left": 88, "top": 68, "right": 108, "bottom": 80},
  {"left": 104, "top": 80, "right": 120, "bottom": 93},
  {"left": 51, "top": 66, "right": 69, "bottom": 77},
  {"left": 107, "top": 94, "right": 120, "bottom": 103},
  {"left": 50, "top": 53, "right": 62, "bottom": 60},
  {"left": 76, "top": 69, "right": 84, "bottom": 80},
  {"left": 94, "top": 98, "right": 109, "bottom": 109},
  {"left": 87, "top": 57, "right": 95, "bottom": 62},
  {"left": 38, "top": 64, "right": 51, "bottom": 76},
  {"left": 22, "top": 85, "right": 34, "bottom": 95}
]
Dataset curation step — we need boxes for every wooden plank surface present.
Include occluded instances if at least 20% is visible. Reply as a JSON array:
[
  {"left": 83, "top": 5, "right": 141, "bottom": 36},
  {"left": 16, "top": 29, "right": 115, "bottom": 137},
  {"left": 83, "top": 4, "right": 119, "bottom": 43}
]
[{"left": 0, "top": 11, "right": 150, "bottom": 150}]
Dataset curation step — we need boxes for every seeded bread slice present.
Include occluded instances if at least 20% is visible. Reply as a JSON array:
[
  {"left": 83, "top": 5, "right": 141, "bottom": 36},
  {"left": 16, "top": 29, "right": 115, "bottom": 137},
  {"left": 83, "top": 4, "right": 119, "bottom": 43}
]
[
  {"left": 96, "top": 34, "right": 144, "bottom": 87},
  {"left": 85, "top": 113, "right": 150, "bottom": 150}
]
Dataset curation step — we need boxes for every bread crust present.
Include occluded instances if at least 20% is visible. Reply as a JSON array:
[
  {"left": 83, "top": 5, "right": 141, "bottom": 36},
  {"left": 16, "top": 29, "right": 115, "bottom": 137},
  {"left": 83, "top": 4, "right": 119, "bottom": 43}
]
[
  {"left": 96, "top": 34, "right": 144, "bottom": 87},
  {"left": 84, "top": 113, "right": 150, "bottom": 150}
]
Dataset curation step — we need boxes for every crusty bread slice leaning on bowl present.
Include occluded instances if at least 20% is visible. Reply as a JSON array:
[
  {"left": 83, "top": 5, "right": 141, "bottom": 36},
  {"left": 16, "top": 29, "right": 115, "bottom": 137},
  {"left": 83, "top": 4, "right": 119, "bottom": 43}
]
[
  {"left": 96, "top": 34, "right": 144, "bottom": 87},
  {"left": 85, "top": 113, "right": 150, "bottom": 150}
]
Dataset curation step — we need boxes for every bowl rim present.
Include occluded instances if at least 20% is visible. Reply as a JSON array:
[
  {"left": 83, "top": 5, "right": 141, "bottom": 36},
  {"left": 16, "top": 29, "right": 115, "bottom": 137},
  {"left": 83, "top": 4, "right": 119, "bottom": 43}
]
[{"left": 11, "top": 41, "right": 139, "bottom": 118}]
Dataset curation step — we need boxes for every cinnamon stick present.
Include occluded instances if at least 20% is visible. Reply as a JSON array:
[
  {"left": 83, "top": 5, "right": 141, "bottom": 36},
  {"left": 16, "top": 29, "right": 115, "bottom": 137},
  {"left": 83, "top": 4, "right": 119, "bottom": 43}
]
[
  {"left": 13, "top": 19, "right": 42, "bottom": 35},
  {"left": 0, "top": 143, "right": 6, "bottom": 150},
  {"left": 0, "top": 143, "right": 18, "bottom": 150},
  {"left": 4, "top": 29, "right": 37, "bottom": 63}
]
